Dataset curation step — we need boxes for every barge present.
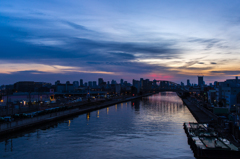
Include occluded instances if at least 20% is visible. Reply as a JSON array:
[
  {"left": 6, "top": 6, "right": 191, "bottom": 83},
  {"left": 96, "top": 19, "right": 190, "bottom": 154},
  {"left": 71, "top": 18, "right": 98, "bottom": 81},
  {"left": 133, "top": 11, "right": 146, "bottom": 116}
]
[{"left": 183, "top": 122, "right": 240, "bottom": 159}]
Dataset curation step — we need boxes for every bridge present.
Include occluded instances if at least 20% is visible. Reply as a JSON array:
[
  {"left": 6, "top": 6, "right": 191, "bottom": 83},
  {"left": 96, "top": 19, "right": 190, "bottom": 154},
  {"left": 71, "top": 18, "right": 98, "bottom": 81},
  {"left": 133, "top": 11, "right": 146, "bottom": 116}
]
[
  {"left": 149, "top": 80, "right": 189, "bottom": 96},
  {"left": 152, "top": 80, "right": 180, "bottom": 91}
]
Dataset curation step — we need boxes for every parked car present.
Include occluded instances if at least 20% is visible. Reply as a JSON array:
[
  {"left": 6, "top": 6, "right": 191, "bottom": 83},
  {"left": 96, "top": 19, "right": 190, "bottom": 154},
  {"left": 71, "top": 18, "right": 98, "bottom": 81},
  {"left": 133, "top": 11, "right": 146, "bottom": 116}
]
[
  {"left": 12, "top": 114, "right": 20, "bottom": 119},
  {"left": 4, "top": 116, "right": 13, "bottom": 122}
]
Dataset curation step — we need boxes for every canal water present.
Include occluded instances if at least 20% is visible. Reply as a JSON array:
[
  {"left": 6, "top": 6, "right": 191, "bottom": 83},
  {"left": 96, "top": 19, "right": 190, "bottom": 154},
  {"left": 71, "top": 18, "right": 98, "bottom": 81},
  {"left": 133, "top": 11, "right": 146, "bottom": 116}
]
[{"left": 0, "top": 92, "right": 196, "bottom": 159}]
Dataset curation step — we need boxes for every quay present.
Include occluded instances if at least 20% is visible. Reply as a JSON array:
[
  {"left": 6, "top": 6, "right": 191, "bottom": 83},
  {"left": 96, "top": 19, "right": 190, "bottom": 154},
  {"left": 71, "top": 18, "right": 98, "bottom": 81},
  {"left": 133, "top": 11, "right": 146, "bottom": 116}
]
[
  {"left": 0, "top": 93, "right": 153, "bottom": 136},
  {"left": 181, "top": 97, "right": 218, "bottom": 123}
]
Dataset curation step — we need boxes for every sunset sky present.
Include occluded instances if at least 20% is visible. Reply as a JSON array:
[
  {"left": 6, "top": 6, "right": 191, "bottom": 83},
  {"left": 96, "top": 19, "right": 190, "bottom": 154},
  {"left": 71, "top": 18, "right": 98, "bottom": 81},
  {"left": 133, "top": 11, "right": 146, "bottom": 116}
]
[{"left": 1, "top": 0, "right": 240, "bottom": 85}]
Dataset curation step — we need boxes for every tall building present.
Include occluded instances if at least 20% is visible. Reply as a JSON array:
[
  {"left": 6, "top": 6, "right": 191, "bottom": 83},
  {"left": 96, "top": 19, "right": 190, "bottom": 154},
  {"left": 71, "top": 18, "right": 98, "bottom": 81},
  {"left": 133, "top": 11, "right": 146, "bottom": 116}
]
[
  {"left": 73, "top": 81, "right": 79, "bottom": 88},
  {"left": 55, "top": 80, "right": 60, "bottom": 85},
  {"left": 198, "top": 76, "right": 204, "bottom": 87},
  {"left": 115, "top": 84, "right": 121, "bottom": 94},
  {"left": 88, "top": 81, "right": 93, "bottom": 87},
  {"left": 140, "top": 78, "right": 143, "bottom": 88},
  {"left": 98, "top": 78, "right": 104, "bottom": 86},
  {"left": 93, "top": 81, "right": 97, "bottom": 88},
  {"left": 66, "top": 81, "right": 70, "bottom": 85},
  {"left": 187, "top": 79, "right": 191, "bottom": 87},
  {"left": 80, "top": 79, "right": 83, "bottom": 87},
  {"left": 181, "top": 82, "right": 184, "bottom": 87},
  {"left": 120, "top": 79, "right": 124, "bottom": 85},
  {"left": 111, "top": 79, "right": 116, "bottom": 85},
  {"left": 133, "top": 79, "right": 140, "bottom": 93}
]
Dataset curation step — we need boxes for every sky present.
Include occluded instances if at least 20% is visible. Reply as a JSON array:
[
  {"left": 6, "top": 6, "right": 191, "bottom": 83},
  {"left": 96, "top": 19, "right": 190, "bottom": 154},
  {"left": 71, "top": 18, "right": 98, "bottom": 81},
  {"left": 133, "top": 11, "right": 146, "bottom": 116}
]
[{"left": 0, "top": 0, "right": 240, "bottom": 85}]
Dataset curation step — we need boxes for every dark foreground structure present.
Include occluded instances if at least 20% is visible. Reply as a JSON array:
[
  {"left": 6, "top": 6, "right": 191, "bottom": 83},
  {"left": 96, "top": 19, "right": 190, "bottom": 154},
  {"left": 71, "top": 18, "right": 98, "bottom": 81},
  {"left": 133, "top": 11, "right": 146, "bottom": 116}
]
[{"left": 184, "top": 122, "right": 240, "bottom": 159}]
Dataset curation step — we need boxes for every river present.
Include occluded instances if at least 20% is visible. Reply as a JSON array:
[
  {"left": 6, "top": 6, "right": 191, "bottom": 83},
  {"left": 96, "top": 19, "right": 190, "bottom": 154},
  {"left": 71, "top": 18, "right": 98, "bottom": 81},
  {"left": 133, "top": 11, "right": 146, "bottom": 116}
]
[{"left": 0, "top": 92, "right": 196, "bottom": 159}]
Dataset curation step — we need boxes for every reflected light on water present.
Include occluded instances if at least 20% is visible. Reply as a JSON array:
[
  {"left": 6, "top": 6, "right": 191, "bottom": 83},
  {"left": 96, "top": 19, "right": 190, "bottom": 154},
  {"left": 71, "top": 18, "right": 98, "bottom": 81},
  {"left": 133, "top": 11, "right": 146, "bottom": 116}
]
[
  {"left": 97, "top": 110, "right": 99, "bottom": 118},
  {"left": 86, "top": 112, "right": 90, "bottom": 121},
  {"left": 0, "top": 92, "right": 196, "bottom": 159}
]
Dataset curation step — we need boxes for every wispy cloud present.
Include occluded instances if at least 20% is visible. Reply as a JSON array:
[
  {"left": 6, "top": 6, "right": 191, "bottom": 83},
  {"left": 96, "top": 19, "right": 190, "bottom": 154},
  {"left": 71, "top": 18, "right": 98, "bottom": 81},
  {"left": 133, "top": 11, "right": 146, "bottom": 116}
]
[{"left": 0, "top": 0, "right": 240, "bottom": 84}]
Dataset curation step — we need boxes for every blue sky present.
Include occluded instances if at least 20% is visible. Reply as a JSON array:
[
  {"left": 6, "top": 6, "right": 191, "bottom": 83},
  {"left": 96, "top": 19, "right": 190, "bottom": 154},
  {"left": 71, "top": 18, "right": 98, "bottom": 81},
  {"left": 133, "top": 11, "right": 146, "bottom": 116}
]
[{"left": 0, "top": 0, "right": 240, "bottom": 84}]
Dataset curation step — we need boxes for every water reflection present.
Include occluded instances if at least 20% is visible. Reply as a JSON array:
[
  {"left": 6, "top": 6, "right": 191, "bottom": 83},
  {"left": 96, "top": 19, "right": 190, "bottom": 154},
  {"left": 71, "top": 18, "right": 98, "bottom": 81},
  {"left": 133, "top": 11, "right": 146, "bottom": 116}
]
[
  {"left": 4, "top": 139, "right": 13, "bottom": 152},
  {"left": 86, "top": 112, "right": 90, "bottom": 121},
  {"left": 131, "top": 100, "right": 140, "bottom": 112},
  {"left": 97, "top": 110, "right": 99, "bottom": 118},
  {"left": 68, "top": 120, "right": 71, "bottom": 127},
  {"left": 0, "top": 92, "right": 196, "bottom": 159}
]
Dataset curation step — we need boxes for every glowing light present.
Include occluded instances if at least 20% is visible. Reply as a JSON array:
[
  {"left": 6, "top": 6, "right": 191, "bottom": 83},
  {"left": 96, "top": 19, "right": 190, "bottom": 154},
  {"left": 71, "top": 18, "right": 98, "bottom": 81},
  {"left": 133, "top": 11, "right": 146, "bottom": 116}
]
[
  {"left": 0, "top": 100, "right": 3, "bottom": 102},
  {"left": 107, "top": 107, "right": 109, "bottom": 114},
  {"left": 87, "top": 113, "right": 90, "bottom": 121},
  {"left": 97, "top": 110, "right": 99, "bottom": 118}
]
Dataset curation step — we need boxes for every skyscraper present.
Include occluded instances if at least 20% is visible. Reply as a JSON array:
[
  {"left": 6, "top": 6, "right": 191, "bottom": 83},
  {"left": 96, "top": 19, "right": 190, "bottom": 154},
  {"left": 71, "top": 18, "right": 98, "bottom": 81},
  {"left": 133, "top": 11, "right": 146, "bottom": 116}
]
[
  {"left": 198, "top": 76, "right": 204, "bottom": 87},
  {"left": 73, "top": 81, "right": 79, "bottom": 88},
  {"left": 93, "top": 81, "right": 97, "bottom": 87},
  {"left": 187, "top": 79, "right": 191, "bottom": 87},
  {"left": 111, "top": 79, "right": 116, "bottom": 85},
  {"left": 120, "top": 79, "right": 124, "bottom": 85},
  {"left": 88, "top": 81, "right": 93, "bottom": 87},
  {"left": 98, "top": 78, "right": 103, "bottom": 86},
  {"left": 80, "top": 79, "right": 83, "bottom": 87}
]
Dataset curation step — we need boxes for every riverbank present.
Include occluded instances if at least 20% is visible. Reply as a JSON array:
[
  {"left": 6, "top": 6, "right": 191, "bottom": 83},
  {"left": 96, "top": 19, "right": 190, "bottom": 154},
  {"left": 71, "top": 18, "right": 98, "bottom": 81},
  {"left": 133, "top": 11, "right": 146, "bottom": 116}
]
[
  {"left": 0, "top": 93, "right": 153, "bottom": 136},
  {"left": 181, "top": 98, "right": 217, "bottom": 123},
  {"left": 176, "top": 91, "right": 218, "bottom": 123},
  {"left": 179, "top": 95, "right": 240, "bottom": 149}
]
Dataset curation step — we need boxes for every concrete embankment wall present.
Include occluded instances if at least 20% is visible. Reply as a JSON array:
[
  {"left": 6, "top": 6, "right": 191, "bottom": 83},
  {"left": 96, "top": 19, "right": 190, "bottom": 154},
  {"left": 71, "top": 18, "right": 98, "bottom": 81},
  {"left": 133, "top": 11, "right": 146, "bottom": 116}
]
[
  {"left": 0, "top": 93, "right": 153, "bottom": 136},
  {"left": 0, "top": 108, "right": 80, "bottom": 134},
  {"left": 182, "top": 98, "right": 218, "bottom": 123}
]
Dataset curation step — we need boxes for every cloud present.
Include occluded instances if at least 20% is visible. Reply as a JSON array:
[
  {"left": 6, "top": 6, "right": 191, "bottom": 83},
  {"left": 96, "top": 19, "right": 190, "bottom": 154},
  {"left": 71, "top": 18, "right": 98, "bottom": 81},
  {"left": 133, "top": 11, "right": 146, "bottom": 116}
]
[
  {"left": 178, "top": 67, "right": 213, "bottom": 71},
  {"left": 0, "top": 12, "right": 183, "bottom": 82},
  {"left": 12, "top": 70, "right": 48, "bottom": 74},
  {"left": 210, "top": 62, "right": 217, "bottom": 64},
  {"left": 62, "top": 21, "right": 91, "bottom": 31},
  {"left": 188, "top": 37, "right": 222, "bottom": 50},
  {"left": 1, "top": 2, "right": 240, "bottom": 84},
  {"left": 211, "top": 71, "right": 240, "bottom": 75}
]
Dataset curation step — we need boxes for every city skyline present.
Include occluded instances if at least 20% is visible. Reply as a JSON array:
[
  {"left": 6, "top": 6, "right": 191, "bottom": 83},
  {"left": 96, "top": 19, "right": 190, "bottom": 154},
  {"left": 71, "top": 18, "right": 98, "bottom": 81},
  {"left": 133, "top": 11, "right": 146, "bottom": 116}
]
[{"left": 1, "top": 0, "right": 240, "bottom": 84}]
